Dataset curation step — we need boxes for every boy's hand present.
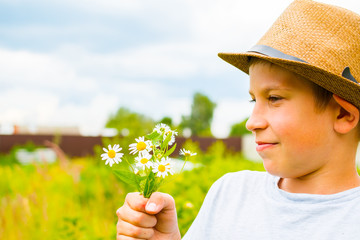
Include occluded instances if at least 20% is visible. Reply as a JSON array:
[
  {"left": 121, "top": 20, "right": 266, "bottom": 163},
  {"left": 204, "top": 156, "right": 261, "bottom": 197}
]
[{"left": 116, "top": 192, "right": 181, "bottom": 240}]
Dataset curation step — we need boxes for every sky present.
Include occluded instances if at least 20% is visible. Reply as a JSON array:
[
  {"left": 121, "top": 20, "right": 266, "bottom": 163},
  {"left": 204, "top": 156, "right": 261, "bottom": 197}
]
[{"left": 0, "top": 0, "right": 359, "bottom": 138}]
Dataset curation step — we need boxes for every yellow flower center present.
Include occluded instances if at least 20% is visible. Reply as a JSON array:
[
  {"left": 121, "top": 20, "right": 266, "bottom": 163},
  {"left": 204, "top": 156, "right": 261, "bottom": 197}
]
[
  {"left": 107, "top": 150, "right": 116, "bottom": 158},
  {"left": 140, "top": 158, "right": 148, "bottom": 164},
  {"left": 158, "top": 164, "right": 166, "bottom": 172},
  {"left": 184, "top": 152, "right": 191, "bottom": 157},
  {"left": 136, "top": 142, "right": 146, "bottom": 151}
]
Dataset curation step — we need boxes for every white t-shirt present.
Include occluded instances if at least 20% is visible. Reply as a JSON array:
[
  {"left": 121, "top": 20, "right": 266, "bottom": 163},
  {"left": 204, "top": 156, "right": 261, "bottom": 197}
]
[{"left": 183, "top": 170, "right": 360, "bottom": 240}]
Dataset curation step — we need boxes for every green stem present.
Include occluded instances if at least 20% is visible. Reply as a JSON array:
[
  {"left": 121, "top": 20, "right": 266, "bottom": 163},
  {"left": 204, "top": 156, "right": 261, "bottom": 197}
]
[
  {"left": 123, "top": 156, "right": 135, "bottom": 173},
  {"left": 180, "top": 157, "right": 188, "bottom": 174}
]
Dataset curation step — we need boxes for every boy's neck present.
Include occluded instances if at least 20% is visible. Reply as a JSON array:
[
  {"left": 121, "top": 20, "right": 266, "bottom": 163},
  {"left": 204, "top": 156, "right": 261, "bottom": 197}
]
[
  {"left": 278, "top": 138, "right": 360, "bottom": 195},
  {"left": 278, "top": 168, "right": 360, "bottom": 195}
]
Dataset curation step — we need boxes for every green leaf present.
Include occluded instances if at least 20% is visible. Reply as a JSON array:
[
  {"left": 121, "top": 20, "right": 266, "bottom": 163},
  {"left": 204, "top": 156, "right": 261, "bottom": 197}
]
[
  {"left": 143, "top": 172, "right": 156, "bottom": 198},
  {"left": 161, "top": 132, "right": 172, "bottom": 149},
  {"left": 112, "top": 169, "right": 144, "bottom": 189},
  {"left": 145, "top": 131, "right": 160, "bottom": 140},
  {"left": 163, "top": 143, "right": 177, "bottom": 158}
]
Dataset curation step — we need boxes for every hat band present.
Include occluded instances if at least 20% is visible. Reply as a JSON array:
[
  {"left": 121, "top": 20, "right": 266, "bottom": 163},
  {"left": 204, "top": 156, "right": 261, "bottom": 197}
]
[
  {"left": 249, "top": 44, "right": 307, "bottom": 63},
  {"left": 248, "top": 44, "right": 358, "bottom": 84}
]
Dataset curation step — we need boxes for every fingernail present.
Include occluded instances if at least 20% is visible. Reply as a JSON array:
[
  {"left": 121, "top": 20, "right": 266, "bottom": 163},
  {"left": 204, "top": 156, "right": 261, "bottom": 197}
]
[{"left": 146, "top": 202, "right": 156, "bottom": 212}]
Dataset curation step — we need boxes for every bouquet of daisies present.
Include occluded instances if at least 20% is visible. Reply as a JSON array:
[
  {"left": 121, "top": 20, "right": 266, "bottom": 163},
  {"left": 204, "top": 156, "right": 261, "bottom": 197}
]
[{"left": 101, "top": 123, "right": 196, "bottom": 198}]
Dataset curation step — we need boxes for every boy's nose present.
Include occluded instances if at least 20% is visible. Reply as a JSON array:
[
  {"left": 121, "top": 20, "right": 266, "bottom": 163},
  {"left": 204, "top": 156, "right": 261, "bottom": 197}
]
[{"left": 246, "top": 108, "right": 268, "bottom": 132}]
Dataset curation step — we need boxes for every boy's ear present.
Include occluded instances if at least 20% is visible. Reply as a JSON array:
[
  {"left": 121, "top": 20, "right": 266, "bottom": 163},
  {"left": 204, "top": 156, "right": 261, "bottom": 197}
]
[{"left": 332, "top": 94, "right": 359, "bottom": 134}]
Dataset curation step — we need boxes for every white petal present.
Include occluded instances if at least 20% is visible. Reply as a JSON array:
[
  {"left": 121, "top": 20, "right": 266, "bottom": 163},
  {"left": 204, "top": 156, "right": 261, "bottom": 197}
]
[
  {"left": 114, "top": 144, "right": 121, "bottom": 152},
  {"left": 103, "top": 147, "right": 108, "bottom": 152}
]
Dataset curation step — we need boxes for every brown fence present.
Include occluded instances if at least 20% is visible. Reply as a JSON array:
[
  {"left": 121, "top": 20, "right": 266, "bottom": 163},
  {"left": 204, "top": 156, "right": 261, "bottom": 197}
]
[{"left": 0, "top": 134, "right": 242, "bottom": 157}]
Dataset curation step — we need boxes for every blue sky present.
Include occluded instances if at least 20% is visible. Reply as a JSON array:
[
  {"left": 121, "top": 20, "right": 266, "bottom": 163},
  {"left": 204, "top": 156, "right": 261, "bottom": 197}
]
[{"left": 0, "top": 0, "right": 359, "bottom": 137}]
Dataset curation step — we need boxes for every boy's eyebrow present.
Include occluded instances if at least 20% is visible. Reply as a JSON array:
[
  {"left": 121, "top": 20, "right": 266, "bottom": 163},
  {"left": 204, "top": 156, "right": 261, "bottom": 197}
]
[{"left": 248, "top": 86, "right": 291, "bottom": 96}]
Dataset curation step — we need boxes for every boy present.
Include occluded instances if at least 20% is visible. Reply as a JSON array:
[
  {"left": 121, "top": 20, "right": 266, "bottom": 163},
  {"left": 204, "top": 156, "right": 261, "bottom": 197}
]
[{"left": 116, "top": 0, "right": 360, "bottom": 239}]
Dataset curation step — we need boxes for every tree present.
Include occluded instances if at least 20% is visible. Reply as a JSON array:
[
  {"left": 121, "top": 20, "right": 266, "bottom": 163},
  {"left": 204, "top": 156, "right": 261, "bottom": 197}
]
[
  {"left": 158, "top": 116, "right": 173, "bottom": 128},
  {"left": 180, "top": 92, "right": 216, "bottom": 136},
  {"left": 106, "top": 107, "right": 155, "bottom": 139},
  {"left": 229, "top": 118, "right": 251, "bottom": 136}
]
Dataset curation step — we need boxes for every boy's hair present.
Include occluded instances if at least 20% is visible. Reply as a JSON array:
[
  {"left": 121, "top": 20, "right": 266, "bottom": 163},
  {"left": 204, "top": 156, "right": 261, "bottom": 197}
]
[
  {"left": 307, "top": 79, "right": 333, "bottom": 112},
  {"left": 309, "top": 82, "right": 360, "bottom": 139}
]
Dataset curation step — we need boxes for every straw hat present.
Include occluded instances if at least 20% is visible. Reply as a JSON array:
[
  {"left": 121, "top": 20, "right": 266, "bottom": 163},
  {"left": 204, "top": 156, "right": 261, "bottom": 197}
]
[{"left": 218, "top": 0, "right": 360, "bottom": 109}]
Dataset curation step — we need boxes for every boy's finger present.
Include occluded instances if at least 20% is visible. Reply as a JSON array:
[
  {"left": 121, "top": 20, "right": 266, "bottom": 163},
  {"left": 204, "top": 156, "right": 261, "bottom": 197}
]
[
  {"left": 117, "top": 219, "right": 154, "bottom": 239},
  {"left": 124, "top": 192, "right": 149, "bottom": 212},
  {"left": 145, "top": 192, "right": 176, "bottom": 215},
  {"left": 116, "top": 235, "right": 144, "bottom": 240},
  {"left": 116, "top": 204, "right": 157, "bottom": 228}
]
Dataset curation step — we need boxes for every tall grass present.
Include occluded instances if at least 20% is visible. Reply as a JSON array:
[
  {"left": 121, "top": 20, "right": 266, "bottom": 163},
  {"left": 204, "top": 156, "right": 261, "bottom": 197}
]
[{"left": 0, "top": 141, "right": 265, "bottom": 239}]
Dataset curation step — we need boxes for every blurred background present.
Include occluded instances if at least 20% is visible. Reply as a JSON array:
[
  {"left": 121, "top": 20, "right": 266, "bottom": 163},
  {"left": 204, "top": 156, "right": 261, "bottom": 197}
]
[
  {"left": 0, "top": 0, "right": 359, "bottom": 137},
  {"left": 0, "top": 0, "right": 359, "bottom": 239}
]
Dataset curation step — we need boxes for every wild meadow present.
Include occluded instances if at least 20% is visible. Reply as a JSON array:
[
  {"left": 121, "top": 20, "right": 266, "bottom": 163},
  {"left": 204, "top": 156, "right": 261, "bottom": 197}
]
[{"left": 0, "top": 140, "right": 265, "bottom": 239}]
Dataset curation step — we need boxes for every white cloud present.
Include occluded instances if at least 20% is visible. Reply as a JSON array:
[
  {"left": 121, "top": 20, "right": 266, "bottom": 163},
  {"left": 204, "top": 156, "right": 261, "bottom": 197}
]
[
  {"left": 0, "top": 24, "right": 115, "bottom": 40},
  {"left": 54, "top": 43, "right": 201, "bottom": 80},
  {"left": 51, "top": 94, "right": 120, "bottom": 136},
  {"left": 0, "top": 0, "right": 143, "bottom": 15},
  {"left": 0, "top": 89, "right": 59, "bottom": 125},
  {"left": 0, "top": 48, "right": 98, "bottom": 93},
  {"left": 0, "top": 88, "right": 120, "bottom": 135}
]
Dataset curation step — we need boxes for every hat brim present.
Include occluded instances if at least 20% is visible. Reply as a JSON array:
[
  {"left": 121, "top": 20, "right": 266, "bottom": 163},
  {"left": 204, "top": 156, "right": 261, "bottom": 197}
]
[{"left": 218, "top": 52, "right": 360, "bottom": 110}]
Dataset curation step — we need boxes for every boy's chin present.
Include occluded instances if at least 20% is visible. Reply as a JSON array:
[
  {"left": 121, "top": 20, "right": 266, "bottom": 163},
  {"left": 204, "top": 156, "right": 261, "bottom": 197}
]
[{"left": 262, "top": 160, "right": 292, "bottom": 178}]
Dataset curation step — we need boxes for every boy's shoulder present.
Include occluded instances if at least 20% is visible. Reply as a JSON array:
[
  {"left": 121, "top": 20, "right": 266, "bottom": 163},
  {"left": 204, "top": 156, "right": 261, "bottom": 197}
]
[
  {"left": 210, "top": 170, "right": 272, "bottom": 198},
  {"left": 218, "top": 170, "right": 270, "bottom": 186}
]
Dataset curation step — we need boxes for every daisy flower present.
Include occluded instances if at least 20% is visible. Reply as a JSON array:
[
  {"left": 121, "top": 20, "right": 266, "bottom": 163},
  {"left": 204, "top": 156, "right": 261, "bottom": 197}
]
[
  {"left": 164, "top": 129, "right": 178, "bottom": 146},
  {"left": 129, "top": 136, "right": 152, "bottom": 155},
  {"left": 101, "top": 144, "right": 123, "bottom": 167},
  {"left": 179, "top": 148, "right": 197, "bottom": 157},
  {"left": 135, "top": 151, "right": 153, "bottom": 170},
  {"left": 154, "top": 123, "right": 170, "bottom": 134},
  {"left": 152, "top": 157, "right": 174, "bottom": 178}
]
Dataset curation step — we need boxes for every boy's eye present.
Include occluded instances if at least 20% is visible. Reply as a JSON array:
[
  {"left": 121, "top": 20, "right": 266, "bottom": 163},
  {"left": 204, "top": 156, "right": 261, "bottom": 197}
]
[
  {"left": 249, "top": 98, "right": 256, "bottom": 103},
  {"left": 268, "top": 95, "right": 282, "bottom": 102}
]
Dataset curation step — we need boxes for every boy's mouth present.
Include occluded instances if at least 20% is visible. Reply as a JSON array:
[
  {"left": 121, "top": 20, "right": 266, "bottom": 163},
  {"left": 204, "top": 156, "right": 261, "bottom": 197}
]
[{"left": 255, "top": 141, "right": 278, "bottom": 152}]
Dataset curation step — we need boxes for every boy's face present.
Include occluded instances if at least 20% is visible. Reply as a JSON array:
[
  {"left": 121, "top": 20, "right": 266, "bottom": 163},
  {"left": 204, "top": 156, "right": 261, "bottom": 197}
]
[{"left": 247, "top": 61, "right": 336, "bottom": 179}]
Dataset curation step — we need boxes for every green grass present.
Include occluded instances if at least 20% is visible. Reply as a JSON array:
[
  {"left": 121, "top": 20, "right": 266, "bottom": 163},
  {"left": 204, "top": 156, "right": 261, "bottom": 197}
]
[{"left": 0, "top": 142, "right": 265, "bottom": 239}]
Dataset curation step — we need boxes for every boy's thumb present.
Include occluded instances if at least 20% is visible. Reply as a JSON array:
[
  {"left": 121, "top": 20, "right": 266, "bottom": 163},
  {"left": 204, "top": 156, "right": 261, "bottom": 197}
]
[
  {"left": 145, "top": 192, "right": 175, "bottom": 215},
  {"left": 145, "top": 192, "right": 179, "bottom": 234}
]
